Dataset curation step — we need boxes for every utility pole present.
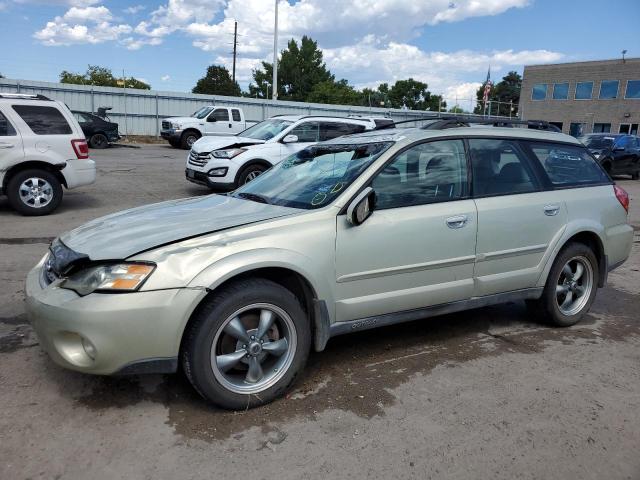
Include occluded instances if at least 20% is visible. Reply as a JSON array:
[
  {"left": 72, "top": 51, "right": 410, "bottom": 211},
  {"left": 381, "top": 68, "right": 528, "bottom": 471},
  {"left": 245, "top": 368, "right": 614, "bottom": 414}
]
[
  {"left": 232, "top": 21, "right": 238, "bottom": 83},
  {"left": 272, "top": 0, "right": 278, "bottom": 101},
  {"left": 122, "top": 69, "right": 128, "bottom": 137}
]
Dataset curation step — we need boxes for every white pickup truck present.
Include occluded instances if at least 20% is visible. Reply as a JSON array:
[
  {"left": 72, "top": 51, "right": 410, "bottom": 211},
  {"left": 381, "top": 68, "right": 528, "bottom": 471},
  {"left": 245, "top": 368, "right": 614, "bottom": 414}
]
[{"left": 161, "top": 106, "right": 250, "bottom": 149}]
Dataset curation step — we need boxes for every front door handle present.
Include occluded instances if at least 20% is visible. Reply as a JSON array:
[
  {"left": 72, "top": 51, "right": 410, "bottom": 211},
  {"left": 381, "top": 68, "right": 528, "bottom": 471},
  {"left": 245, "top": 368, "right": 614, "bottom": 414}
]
[
  {"left": 544, "top": 204, "right": 560, "bottom": 216},
  {"left": 446, "top": 215, "right": 468, "bottom": 229},
  {"left": 0, "top": 143, "right": 14, "bottom": 149}
]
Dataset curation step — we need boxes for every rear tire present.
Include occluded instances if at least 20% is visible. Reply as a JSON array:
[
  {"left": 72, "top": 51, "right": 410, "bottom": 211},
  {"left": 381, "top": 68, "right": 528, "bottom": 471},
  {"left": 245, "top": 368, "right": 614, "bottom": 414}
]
[
  {"left": 631, "top": 171, "right": 639, "bottom": 180},
  {"left": 89, "top": 133, "right": 109, "bottom": 149},
  {"left": 528, "top": 242, "right": 599, "bottom": 327},
  {"left": 6, "top": 169, "right": 63, "bottom": 216},
  {"left": 180, "top": 131, "right": 200, "bottom": 150},
  {"left": 182, "top": 278, "right": 310, "bottom": 410}
]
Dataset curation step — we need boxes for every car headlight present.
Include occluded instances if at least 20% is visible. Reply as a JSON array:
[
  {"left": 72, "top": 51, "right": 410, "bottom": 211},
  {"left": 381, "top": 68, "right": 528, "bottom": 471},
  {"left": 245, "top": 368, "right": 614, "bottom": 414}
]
[
  {"left": 212, "top": 148, "right": 246, "bottom": 159},
  {"left": 171, "top": 122, "right": 182, "bottom": 129},
  {"left": 60, "top": 263, "right": 155, "bottom": 296},
  {"left": 593, "top": 153, "right": 601, "bottom": 159}
]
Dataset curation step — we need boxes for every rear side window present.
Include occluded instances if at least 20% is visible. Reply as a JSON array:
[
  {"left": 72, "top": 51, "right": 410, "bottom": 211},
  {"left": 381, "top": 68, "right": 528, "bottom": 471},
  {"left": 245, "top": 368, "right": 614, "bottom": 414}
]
[
  {"left": 527, "top": 142, "right": 610, "bottom": 187},
  {"left": 469, "top": 139, "right": 539, "bottom": 196},
  {"left": 320, "top": 122, "right": 365, "bottom": 141},
  {"left": 12, "top": 105, "right": 72, "bottom": 135},
  {"left": 0, "top": 111, "right": 17, "bottom": 136},
  {"left": 231, "top": 109, "right": 241, "bottom": 121}
]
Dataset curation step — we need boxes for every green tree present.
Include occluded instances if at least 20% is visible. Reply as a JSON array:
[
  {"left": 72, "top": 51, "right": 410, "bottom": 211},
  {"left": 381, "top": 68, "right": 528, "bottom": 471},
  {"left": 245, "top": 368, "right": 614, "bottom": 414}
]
[
  {"left": 307, "top": 79, "right": 359, "bottom": 105},
  {"left": 192, "top": 65, "right": 241, "bottom": 96},
  {"left": 249, "top": 36, "right": 333, "bottom": 101},
  {"left": 448, "top": 105, "right": 466, "bottom": 113},
  {"left": 474, "top": 71, "right": 521, "bottom": 116},
  {"left": 387, "top": 78, "right": 445, "bottom": 111},
  {"left": 60, "top": 65, "right": 150, "bottom": 89}
]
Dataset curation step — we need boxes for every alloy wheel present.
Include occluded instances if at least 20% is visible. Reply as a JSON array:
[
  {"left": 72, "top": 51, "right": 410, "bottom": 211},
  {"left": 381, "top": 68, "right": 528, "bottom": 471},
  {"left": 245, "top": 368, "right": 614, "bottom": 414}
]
[
  {"left": 18, "top": 177, "right": 54, "bottom": 209},
  {"left": 555, "top": 255, "right": 593, "bottom": 316},
  {"left": 210, "top": 303, "right": 297, "bottom": 395}
]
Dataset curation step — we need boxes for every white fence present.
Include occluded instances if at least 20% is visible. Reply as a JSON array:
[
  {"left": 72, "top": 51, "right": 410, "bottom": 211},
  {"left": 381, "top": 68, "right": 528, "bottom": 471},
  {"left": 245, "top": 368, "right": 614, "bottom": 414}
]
[{"left": 0, "top": 78, "right": 476, "bottom": 136}]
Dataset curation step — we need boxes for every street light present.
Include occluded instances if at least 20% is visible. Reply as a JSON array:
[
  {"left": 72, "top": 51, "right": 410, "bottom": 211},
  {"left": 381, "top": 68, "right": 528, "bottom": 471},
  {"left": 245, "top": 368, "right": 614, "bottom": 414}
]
[{"left": 272, "top": 0, "right": 278, "bottom": 101}]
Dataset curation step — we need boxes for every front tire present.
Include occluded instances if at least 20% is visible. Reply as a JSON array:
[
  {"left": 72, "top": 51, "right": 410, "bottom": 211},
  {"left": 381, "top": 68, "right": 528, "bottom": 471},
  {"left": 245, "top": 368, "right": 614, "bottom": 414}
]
[
  {"left": 237, "top": 163, "right": 267, "bottom": 186},
  {"left": 180, "top": 131, "right": 200, "bottom": 150},
  {"left": 6, "top": 169, "right": 63, "bottom": 216},
  {"left": 89, "top": 133, "right": 109, "bottom": 149},
  {"left": 529, "top": 242, "right": 599, "bottom": 327},
  {"left": 182, "top": 278, "right": 311, "bottom": 410}
]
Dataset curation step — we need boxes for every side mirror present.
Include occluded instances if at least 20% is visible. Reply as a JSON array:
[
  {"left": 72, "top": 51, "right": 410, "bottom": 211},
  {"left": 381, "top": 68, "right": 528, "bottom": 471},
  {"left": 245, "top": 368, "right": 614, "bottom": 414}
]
[
  {"left": 347, "top": 187, "right": 375, "bottom": 226},
  {"left": 282, "top": 134, "right": 298, "bottom": 144}
]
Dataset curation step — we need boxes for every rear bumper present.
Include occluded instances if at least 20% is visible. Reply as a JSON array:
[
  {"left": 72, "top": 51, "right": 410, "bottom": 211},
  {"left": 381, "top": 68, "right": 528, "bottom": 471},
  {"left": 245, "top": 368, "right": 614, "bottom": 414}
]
[
  {"left": 106, "top": 130, "right": 121, "bottom": 143},
  {"left": 61, "top": 159, "right": 96, "bottom": 189}
]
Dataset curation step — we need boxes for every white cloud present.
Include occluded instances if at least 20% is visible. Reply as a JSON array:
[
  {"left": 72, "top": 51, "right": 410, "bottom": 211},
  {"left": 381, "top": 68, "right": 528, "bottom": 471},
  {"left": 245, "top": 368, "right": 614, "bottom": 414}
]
[
  {"left": 0, "top": 2, "right": 8, "bottom": 11},
  {"left": 161, "top": 75, "right": 170, "bottom": 81},
  {"left": 124, "top": 4, "right": 145, "bottom": 15},
  {"left": 62, "top": 5, "right": 111, "bottom": 22}
]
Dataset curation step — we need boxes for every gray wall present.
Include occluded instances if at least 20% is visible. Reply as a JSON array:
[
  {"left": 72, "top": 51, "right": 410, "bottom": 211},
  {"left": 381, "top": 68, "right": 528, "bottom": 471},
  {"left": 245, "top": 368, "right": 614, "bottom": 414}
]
[
  {"left": 519, "top": 58, "right": 640, "bottom": 135},
  {"left": 0, "top": 78, "right": 461, "bottom": 136}
]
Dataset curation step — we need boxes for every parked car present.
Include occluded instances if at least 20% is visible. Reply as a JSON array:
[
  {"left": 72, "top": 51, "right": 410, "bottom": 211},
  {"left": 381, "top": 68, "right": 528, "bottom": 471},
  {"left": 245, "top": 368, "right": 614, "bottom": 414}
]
[
  {"left": 161, "top": 106, "right": 250, "bottom": 149},
  {"left": 25, "top": 124, "right": 632, "bottom": 409},
  {"left": 185, "top": 115, "right": 372, "bottom": 189},
  {"left": 72, "top": 110, "right": 120, "bottom": 149},
  {"left": 579, "top": 133, "right": 640, "bottom": 179},
  {"left": 0, "top": 94, "right": 96, "bottom": 215}
]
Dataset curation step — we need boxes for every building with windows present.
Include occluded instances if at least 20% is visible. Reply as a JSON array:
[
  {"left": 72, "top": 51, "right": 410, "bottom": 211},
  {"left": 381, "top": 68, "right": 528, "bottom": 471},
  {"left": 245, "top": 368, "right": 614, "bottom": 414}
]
[{"left": 519, "top": 58, "right": 640, "bottom": 137}]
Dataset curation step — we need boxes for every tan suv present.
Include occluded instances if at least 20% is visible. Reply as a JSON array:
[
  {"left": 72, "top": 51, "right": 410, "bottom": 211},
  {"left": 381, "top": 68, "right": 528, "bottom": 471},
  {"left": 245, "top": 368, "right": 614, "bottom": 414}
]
[{"left": 25, "top": 123, "right": 633, "bottom": 409}]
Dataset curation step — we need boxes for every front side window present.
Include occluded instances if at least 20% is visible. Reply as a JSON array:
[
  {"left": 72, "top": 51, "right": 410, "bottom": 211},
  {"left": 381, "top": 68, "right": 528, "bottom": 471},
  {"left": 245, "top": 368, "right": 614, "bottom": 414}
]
[
  {"left": 625, "top": 80, "right": 640, "bottom": 99},
  {"left": 552, "top": 82, "right": 569, "bottom": 100},
  {"left": 12, "top": 105, "right": 72, "bottom": 135},
  {"left": 232, "top": 142, "right": 392, "bottom": 209},
  {"left": 372, "top": 140, "right": 468, "bottom": 210},
  {"left": 532, "top": 84, "right": 547, "bottom": 100},
  {"left": 599, "top": 80, "right": 619, "bottom": 99},
  {"left": 575, "top": 81, "right": 593, "bottom": 100},
  {"left": 614, "top": 136, "right": 630, "bottom": 149},
  {"left": 289, "top": 122, "right": 320, "bottom": 142},
  {"left": 0, "top": 111, "right": 17, "bottom": 136},
  {"left": 469, "top": 139, "right": 538, "bottom": 196},
  {"left": 209, "top": 109, "right": 229, "bottom": 122},
  {"left": 528, "top": 142, "right": 610, "bottom": 186},
  {"left": 237, "top": 119, "right": 293, "bottom": 140}
]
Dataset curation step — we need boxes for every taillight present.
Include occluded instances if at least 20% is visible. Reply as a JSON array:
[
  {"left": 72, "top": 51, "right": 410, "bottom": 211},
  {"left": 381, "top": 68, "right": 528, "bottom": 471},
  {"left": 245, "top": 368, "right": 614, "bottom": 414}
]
[
  {"left": 614, "top": 185, "right": 629, "bottom": 213},
  {"left": 71, "top": 139, "right": 89, "bottom": 159}
]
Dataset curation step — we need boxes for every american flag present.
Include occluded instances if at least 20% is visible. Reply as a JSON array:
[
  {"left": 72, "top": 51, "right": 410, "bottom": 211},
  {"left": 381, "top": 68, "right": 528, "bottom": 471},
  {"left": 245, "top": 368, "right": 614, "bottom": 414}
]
[{"left": 482, "top": 67, "right": 492, "bottom": 103}]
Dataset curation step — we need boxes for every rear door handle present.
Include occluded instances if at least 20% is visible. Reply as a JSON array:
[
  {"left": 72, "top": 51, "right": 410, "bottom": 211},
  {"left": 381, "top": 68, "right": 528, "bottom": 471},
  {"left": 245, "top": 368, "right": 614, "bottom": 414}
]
[
  {"left": 0, "top": 143, "right": 14, "bottom": 149},
  {"left": 544, "top": 204, "right": 560, "bottom": 216},
  {"left": 446, "top": 215, "right": 468, "bottom": 229}
]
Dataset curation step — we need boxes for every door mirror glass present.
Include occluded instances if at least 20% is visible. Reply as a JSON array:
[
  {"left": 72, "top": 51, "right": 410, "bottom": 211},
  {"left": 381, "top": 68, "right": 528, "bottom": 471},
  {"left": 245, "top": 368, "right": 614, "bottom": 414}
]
[
  {"left": 347, "top": 187, "right": 375, "bottom": 226},
  {"left": 282, "top": 134, "right": 298, "bottom": 144}
]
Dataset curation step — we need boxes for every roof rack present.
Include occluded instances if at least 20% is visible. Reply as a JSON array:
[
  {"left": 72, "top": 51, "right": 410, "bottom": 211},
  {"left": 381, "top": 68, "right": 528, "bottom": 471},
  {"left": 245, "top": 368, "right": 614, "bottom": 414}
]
[
  {"left": 374, "top": 115, "right": 561, "bottom": 132},
  {"left": 0, "top": 93, "right": 52, "bottom": 101}
]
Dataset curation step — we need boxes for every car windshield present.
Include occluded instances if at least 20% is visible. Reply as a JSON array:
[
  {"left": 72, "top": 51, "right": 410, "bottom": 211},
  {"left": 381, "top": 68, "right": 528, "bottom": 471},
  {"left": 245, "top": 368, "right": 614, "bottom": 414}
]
[
  {"left": 580, "top": 136, "right": 615, "bottom": 149},
  {"left": 237, "top": 119, "right": 294, "bottom": 140},
  {"left": 232, "top": 142, "right": 392, "bottom": 209},
  {"left": 193, "top": 106, "right": 214, "bottom": 119}
]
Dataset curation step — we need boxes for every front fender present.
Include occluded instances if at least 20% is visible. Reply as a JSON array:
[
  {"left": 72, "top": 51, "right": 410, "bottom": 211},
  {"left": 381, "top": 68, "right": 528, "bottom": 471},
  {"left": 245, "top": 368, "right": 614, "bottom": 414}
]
[{"left": 188, "top": 248, "right": 335, "bottom": 321}]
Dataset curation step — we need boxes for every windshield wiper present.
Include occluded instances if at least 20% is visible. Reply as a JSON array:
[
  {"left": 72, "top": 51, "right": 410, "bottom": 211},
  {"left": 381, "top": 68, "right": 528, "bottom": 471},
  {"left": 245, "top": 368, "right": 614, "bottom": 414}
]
[{"left": 236, "top": 192, "right": 270, "bottom": 204}]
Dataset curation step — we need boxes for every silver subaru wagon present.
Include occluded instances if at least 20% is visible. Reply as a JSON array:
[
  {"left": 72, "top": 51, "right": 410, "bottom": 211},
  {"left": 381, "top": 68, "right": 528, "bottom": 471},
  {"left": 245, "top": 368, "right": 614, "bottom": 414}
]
[{"left": 25, "top": 126, "right": 633, "bottom": 409}]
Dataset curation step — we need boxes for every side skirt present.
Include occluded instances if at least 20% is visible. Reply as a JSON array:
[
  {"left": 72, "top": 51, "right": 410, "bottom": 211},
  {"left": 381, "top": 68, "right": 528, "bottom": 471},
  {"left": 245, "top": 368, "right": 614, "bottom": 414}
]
[{"left": 328, "top": 287, "right": 544, "bottom": 338}]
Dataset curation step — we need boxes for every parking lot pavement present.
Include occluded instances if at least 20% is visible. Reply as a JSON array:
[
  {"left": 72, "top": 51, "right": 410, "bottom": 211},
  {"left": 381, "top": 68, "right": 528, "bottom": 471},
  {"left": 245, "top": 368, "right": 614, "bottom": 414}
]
[{"left": 1, "top": 144, "right": 639, "bottom": 479}]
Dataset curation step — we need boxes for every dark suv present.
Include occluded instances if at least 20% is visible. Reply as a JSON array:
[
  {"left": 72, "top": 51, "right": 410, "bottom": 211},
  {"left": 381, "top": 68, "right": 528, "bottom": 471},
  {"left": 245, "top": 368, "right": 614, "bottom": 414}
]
[
  {"left": 72, "top": 111, "right": 120, "bottom": 149},
  {"left": 579, "top": 134, "right": 640, "bottom": 179}
]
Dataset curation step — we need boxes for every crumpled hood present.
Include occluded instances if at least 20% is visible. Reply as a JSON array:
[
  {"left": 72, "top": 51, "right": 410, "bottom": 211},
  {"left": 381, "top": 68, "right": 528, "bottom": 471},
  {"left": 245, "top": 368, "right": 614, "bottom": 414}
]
[
  {"left": 60, "top": 195, "right": 300, "bottom": 260},
  {"left": 193, "top": 136, "right": 264, "bottom": 153}
]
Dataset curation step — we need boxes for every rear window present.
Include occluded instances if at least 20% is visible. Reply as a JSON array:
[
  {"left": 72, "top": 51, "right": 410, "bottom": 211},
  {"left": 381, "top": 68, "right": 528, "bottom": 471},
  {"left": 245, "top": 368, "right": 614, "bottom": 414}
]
[
  {"left": 12, "top": 105, "right": 72, "bottom": 135},
  {"left": 528, "top": 142, "right": 610, "bottom": 187},
  {"left": 231, "top": 109, "right": 241, "bottom": 121}
]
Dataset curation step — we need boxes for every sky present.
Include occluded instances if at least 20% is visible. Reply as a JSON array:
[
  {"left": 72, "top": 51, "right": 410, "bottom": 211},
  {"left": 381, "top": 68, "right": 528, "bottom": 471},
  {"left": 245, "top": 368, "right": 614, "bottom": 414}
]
[{"left": 0, "top": 0, "right": 638, "bottom": 109}]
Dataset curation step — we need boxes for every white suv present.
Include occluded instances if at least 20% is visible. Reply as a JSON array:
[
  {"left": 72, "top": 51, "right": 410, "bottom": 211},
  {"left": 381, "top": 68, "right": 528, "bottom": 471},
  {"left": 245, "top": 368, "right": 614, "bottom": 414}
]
[
  {"left": 0, "top": 94, "right": 96, "bottom": 215},
  {"left": 185, "top": 115, "right": 372, "bottom": 190}
]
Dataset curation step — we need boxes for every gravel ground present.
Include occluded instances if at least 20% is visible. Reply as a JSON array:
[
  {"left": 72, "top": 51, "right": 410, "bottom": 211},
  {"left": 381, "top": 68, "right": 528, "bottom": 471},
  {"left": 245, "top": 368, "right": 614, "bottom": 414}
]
[{"left": 1, "top": 144, "right": 639, "bottom": 480}]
